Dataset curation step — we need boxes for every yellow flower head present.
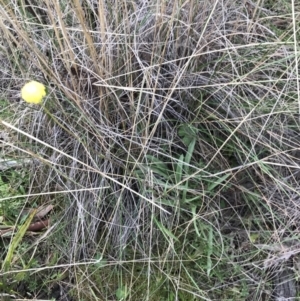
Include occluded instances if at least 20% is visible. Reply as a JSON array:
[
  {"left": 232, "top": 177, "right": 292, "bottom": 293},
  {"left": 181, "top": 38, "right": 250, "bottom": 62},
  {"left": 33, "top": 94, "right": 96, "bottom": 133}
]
[{"left": 21, "top": 81, "right": 46, "bottom": 104}]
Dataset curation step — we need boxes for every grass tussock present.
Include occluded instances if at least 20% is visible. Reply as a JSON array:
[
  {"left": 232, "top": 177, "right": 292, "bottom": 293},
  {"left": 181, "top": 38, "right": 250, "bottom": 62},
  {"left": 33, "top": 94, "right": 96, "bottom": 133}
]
[{"left": 0, "top": 0, "right": 300, "bottom": 300}]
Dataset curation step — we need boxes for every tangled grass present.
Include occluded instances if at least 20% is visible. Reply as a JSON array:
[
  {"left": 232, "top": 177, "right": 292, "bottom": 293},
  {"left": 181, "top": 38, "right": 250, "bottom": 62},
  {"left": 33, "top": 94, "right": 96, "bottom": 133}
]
[{"left": 1, "top": 0, "right": 300, "bottom": 300}]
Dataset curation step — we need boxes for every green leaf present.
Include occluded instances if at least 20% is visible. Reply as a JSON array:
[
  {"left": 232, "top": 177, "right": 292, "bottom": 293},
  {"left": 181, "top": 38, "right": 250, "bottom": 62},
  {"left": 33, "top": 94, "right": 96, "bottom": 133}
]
[
  {"left": 116, "top": 285, "right": 128, "bottom": 300},
  {"left": 2, "top": 209, "right": 36, "bottom": 272},
  {"left": 207, "top": 173, "right": 231, "bottom": 193},
  {"left": 175, "top": 154, "right": 184, "bottom": 183},
  {"left": 178, "top": 124, "right": 198, "bottom": 146},
  {"left": 154, "top": 217, "right": 179, "bottom": 242}
]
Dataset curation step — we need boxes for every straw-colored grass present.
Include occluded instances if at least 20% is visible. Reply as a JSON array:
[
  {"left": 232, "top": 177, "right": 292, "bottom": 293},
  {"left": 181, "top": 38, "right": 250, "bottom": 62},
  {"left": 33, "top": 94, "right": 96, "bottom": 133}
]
[{"left": 0, "top": 0, "right": 300, "bottom": 300}]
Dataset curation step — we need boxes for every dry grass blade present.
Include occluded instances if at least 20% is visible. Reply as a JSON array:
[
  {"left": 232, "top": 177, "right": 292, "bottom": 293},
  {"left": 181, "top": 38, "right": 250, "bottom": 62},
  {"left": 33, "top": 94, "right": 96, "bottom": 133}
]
[{"left": 0, "top": 0, "right": 299, "bottom": 300}]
